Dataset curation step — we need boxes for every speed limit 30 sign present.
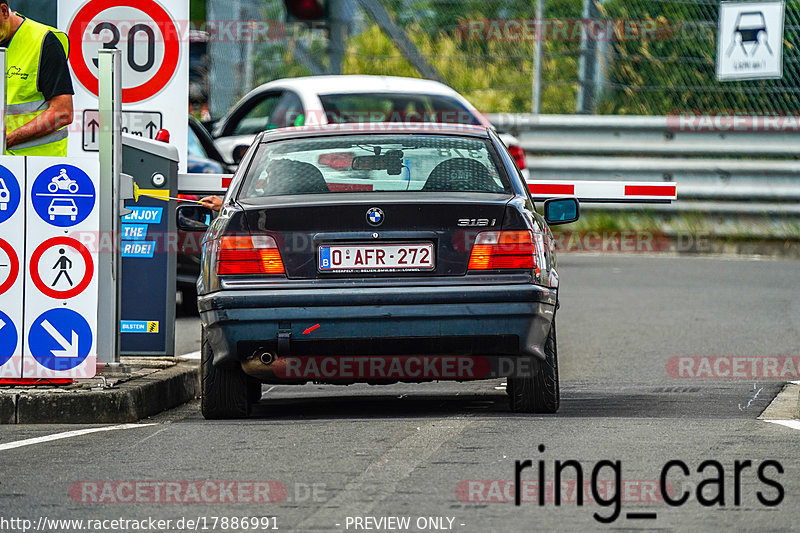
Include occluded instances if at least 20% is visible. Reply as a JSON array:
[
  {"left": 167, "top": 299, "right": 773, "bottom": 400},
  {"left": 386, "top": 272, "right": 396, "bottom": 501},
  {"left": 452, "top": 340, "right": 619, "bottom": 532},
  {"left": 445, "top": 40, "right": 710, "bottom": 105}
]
[
  {"left": 68, "top": 0, "right": 181, "bottom": 103},
  {"left": 59, "top": 1, "right": 189, "bottom": 168}
]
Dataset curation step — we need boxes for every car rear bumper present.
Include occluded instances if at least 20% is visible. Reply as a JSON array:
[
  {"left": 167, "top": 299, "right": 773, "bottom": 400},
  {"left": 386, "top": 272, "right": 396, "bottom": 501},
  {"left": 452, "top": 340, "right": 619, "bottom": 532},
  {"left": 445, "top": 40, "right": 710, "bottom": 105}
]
[{"left": 199, "top": 283, "right": 557, "bottom": 381}]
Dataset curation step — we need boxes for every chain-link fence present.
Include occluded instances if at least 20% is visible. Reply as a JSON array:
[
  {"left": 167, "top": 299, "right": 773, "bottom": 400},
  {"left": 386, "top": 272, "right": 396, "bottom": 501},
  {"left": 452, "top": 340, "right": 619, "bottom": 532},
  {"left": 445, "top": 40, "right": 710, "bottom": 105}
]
[{"left": 202, "top": 0, "right": 800, "bottom": 118}]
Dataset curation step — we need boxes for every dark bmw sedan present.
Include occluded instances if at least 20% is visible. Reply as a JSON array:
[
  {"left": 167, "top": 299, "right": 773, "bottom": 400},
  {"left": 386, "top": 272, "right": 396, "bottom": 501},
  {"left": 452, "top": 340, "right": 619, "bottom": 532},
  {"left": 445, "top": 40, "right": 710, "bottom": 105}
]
[{"left": 177, "top": 124, "right": 579, "bottom": 419}]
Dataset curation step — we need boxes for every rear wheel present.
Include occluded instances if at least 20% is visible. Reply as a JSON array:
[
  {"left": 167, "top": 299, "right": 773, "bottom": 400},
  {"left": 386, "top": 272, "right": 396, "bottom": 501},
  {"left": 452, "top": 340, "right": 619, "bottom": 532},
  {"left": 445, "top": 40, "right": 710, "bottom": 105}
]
[
  {"left": 247, "top": 378, "right": 263, "bottom": 404},
  {"left": 508, "top": 319, "right": 559, "bottom": 413},
  {"left": 201, "top": 329, "right": 250, "bottom": 419}
]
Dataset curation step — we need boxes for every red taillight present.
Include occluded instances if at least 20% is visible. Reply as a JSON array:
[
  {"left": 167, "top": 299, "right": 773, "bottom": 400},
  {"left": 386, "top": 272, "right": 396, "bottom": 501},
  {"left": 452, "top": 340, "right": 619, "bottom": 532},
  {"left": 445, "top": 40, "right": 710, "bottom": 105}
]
[
  {"left": 217, "top": 235, "right": 285, "bottom": 275},
  {"left": 468, "top": 231, "right": 535, "bottom": 270},
  {"left": 507, "top": 145, "right": 526, "bottom": 170}
]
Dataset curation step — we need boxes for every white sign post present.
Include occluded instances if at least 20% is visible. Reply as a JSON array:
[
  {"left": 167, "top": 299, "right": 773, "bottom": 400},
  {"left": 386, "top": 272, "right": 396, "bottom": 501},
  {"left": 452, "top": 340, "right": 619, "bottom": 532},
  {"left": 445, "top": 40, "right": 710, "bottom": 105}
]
[
  {"left": 23, "top": 158, "right": 100, "bottom": 379},
  {"left": 717, "top": 1, "right": 785, "bottom": 81},
  {"left": 0, "top": 157, "right": 26, "bottom": 379},
  {"left": 58, "top": 0, "right": 189, "bottom": 170}
]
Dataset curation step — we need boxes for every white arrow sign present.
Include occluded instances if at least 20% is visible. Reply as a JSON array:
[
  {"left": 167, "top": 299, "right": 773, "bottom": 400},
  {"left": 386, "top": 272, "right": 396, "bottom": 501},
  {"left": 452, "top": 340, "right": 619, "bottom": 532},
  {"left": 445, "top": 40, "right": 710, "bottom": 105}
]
[
  {"left": 0, "top": 318, "right": 5, "bottom": 331},
  {"left": 41, "top": 320, "right": 79, "bottom": 358}
]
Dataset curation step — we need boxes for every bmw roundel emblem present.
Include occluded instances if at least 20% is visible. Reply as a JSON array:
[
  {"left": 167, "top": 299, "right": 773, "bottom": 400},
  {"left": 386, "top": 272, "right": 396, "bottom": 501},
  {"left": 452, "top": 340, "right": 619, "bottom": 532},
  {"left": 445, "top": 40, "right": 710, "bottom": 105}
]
[{"left": 366, "top": 207, "right": 384, "bottom": 226}]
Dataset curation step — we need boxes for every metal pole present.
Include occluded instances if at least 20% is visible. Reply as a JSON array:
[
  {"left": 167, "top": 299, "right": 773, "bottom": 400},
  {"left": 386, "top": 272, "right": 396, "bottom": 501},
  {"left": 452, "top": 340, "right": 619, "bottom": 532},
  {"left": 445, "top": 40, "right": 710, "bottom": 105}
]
[
  {"left": 532, "top": 0, "right": 543, "bottom": 114},
  {"left": 1, "top": 48, "right": 6, "bottom": 154},
  {"left": 244, "top": 20, "right": 254, "bottom": 90},
  {"left": 97, "top": 49, "right": 123, "bottom": 365},
  {"left": 328, "top": 0, "right": 347, "bottom": 75},
  {"left": 576, "top": 0, "right": 598, "bottom": 114}
]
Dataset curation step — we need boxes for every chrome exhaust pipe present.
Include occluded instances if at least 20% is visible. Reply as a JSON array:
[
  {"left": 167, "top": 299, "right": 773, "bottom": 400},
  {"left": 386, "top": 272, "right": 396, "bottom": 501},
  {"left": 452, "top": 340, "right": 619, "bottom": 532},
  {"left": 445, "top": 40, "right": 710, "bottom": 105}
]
[{"left": 257, "top": 350, "right": 276, "bottom": 366}]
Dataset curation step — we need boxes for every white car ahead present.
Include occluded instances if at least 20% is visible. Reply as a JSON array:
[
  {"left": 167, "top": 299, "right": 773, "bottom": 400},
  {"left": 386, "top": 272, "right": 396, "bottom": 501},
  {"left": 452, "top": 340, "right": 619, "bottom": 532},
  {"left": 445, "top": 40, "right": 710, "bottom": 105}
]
[{"left": 211, "top": 75, "right": 529, "bottom": 178}]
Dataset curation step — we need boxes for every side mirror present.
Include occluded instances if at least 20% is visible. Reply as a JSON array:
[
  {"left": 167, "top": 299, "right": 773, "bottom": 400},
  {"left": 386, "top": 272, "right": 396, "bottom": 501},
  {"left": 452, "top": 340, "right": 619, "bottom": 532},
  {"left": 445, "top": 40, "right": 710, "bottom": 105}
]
[
  {"left": 543, "top": 198, "right": 580, "bottom": 225},
  {"left": 232, "top": 144, "right": 249, "bottom": 165},
  {"left": 177, "top": 204, "right": 214, "bottom": 231}
]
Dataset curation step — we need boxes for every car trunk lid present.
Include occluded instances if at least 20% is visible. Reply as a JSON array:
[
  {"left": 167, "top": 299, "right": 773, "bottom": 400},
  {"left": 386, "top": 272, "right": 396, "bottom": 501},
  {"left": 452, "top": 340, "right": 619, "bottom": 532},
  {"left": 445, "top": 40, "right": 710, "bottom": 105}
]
[{"left": 237, "top": 193, "right": 511, "bottom": 279}]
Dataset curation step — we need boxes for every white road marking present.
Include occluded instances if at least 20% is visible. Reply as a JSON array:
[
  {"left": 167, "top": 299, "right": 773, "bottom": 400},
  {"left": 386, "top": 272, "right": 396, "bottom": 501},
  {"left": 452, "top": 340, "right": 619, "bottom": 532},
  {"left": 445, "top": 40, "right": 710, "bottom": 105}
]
[
  {"left": 738, "top": 385, "right": 763, "bottom": 411},
  {"left": 763, "top": 420, "right": 800, "bottom": 431},
  {"left": 0, "top": 423, "right": 156, "bottom": 452}
]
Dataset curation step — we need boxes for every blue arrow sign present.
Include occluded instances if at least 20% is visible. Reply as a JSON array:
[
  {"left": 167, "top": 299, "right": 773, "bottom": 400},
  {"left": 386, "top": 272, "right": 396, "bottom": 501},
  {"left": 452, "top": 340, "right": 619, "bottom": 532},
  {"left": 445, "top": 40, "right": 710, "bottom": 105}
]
[
  {"left": 28, "top": 309, "right": 92, "bottom": 371},
  {"left": 31, "top": 165, "right": 96, "bottom": 228},
  {"left": 0, "top": 310, "right": 18, "bottom": 367},
  {"left": 0, "top": 165, "right": 21, "bottom": 224}
]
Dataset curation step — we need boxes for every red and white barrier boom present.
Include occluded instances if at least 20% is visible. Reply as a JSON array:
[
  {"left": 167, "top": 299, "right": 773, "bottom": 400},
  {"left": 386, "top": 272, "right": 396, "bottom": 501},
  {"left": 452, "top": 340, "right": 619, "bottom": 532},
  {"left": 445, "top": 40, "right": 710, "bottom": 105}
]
[{"left": 528, "top": 181, "right": 677, "bottom": 203}]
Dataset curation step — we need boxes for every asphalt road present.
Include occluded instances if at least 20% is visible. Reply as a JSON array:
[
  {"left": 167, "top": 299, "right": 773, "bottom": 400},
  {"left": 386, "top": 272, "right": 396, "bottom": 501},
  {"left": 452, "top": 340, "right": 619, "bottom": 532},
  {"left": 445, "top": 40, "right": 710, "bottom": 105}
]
[{"left": 2, "top": 254, "right": 799, "bottom": 532}]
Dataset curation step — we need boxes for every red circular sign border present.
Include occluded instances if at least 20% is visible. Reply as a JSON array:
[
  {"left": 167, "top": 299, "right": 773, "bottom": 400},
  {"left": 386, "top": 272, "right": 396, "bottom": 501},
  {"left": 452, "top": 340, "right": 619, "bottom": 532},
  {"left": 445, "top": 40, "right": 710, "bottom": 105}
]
[
  {"left": 68, "top": 0, "right": 181, "bottom": 103},
  {"left": 30, "top": 238, "right": 94, "bottom": 300},
  {"left": 0, "top": 238, "right": 19, "bottom": 296}
]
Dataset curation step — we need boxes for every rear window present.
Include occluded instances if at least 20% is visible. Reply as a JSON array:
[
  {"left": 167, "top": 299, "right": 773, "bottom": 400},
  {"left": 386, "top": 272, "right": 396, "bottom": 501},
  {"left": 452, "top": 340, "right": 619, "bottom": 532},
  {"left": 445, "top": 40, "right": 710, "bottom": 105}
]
[
  {"left": 239, "top": 135, "right": 511, "bottom": 198},
  {"left": 318, "top": 93, "right": 482, "bottom": 126}
]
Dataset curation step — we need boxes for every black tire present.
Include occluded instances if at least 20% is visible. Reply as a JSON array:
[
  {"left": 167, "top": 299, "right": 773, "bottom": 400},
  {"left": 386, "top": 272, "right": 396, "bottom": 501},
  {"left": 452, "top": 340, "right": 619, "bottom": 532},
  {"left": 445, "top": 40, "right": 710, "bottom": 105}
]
[
  {"left": 508, "top": 319, "right": 559, "bottom": 413},
  {"left": 201, "top": 329, "right": 250, "bottom": 419},
  {"left": 247, "top": 378, "right": 263, "bottom": 404}
]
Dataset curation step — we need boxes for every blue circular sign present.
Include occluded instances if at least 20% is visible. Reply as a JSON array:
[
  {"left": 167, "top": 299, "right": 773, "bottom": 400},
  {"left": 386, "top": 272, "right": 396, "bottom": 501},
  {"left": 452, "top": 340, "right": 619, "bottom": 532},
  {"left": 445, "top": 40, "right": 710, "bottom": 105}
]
[
  {"left": 0, "top": 310, "right": 18, "bottom": 367},
  {"left": 31, "top": 165, "right": 96, "bottom": 227},
  {"left": 0, "top": 165, "right": 21, "bottom": 224},
  {"left": 28, "top": 308, "right": 92, "bottom": 371}
]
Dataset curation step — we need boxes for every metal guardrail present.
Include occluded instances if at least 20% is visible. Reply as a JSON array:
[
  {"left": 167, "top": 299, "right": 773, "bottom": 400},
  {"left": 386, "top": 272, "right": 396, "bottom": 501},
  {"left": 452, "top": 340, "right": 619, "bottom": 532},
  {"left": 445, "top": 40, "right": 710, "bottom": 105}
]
[
  {"left": 488, "top": 114, "right": 800, "bottom": 219},
  {"left": 488, "top": 114, "right": 800, "bottom": 157}
]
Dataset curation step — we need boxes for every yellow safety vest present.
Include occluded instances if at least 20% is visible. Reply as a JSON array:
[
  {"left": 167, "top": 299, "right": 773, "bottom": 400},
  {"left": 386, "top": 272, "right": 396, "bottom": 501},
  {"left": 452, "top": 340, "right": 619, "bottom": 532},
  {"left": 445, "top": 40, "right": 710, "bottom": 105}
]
[{"left": 5, "top": 15, "right": 70, "bottom": 157}]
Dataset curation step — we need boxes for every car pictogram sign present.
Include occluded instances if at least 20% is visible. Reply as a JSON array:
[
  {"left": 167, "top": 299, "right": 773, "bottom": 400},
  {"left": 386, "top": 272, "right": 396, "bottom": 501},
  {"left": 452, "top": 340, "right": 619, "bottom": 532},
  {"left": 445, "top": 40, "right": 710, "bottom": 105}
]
[
  {"left": 30, "top": 165, "right": 96, "bottom": 228},
  {"left": 0, "top": 165, "right": 21, "bottom": 222},
  {"left": 717, "top": 1, "right": 785, "bottom": 80}
]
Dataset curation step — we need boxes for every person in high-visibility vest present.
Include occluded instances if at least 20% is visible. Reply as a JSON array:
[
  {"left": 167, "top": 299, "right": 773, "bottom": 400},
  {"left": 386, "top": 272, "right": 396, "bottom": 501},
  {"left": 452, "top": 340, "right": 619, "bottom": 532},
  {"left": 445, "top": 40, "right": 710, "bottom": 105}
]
[{"left": 1, "top": 1, "right": 73, "bottom": 156}]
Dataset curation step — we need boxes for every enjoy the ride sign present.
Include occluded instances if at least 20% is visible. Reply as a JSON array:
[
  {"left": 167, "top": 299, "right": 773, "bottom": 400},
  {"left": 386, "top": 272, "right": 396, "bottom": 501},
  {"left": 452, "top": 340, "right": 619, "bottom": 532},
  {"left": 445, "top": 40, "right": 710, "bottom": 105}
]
[{"left": 59, "top": 0, "right": 189, "bottom": 169}]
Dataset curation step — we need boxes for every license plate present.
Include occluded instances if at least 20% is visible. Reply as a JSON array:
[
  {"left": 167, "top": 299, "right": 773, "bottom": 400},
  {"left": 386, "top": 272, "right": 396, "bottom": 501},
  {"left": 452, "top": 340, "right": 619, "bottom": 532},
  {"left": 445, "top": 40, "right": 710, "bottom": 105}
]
[{"left": 319, "top": 243, "right": 435, "bottom": 272}]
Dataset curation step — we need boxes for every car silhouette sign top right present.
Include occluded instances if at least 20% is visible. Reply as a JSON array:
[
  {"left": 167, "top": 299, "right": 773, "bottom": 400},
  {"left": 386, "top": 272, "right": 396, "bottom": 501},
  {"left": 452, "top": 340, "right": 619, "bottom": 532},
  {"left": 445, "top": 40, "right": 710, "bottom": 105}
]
[{"left": 717, "top": 1, "right": 785, "bottom": 80}]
